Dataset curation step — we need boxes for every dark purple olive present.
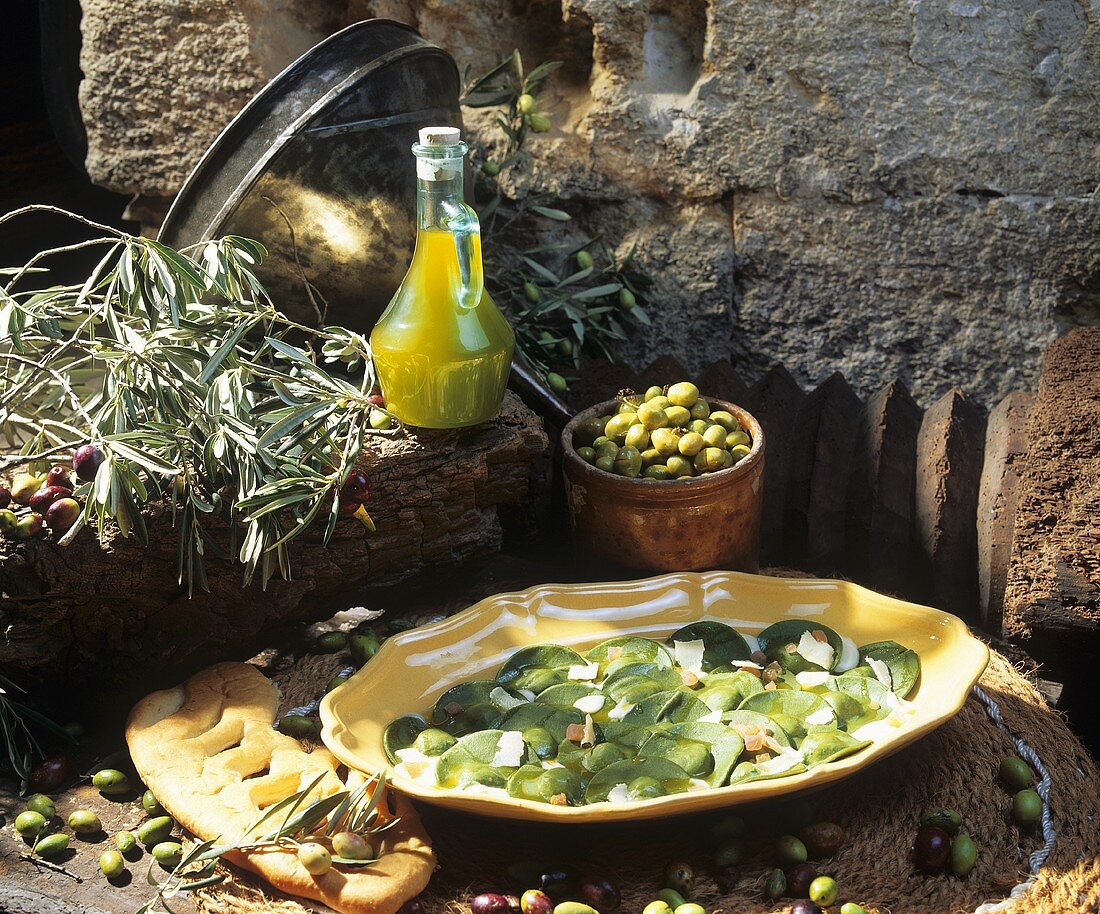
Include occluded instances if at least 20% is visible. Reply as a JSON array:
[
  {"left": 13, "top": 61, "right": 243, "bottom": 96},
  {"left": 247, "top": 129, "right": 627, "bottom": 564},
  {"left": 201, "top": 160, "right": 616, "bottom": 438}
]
[
  {"left": 913, "top": 826, "right": 951, "bottom": 874},
  {"left": 45, "top": 498, "right": 81, "bottom": 533},
  {"left": 341, "top": 472, "right": 370, "bottom": 501},
  {"left": 27, "top": 754, "right": 72, "bottom": 793},
  {"left": 29, "top": 485, "right": 72, "bottom": 513},
  {"left": 790, "top": 901, "right": 823, "bottom": 914},
  {"left": 0, "top": 485, "right": 11, "bottom": 509},
  {"left": 399, "top": 899, "right": 424, "bottom": 914},
  {"left": 45, "top": 466, "right": 73, "bottom": 490},
  {"left": 73, "top": 444, "right": 104, "bottom": 482},
  {"left": 581, "top": 878, "right": 621, "bottom": 911},
  {"left": 471, "top": 894, "right": 518, "bottom": 914},
  {"left": 799, "top": 822, "right": 846, "bottom": 859},
  {"left": 338, "top": 497, "right": 361, "bottom": 515},
  {"left": 368, "top": 392, "right": 386, "bottom": 407},
  {"left": 539, "top": 866, "right": 580, "bottom": 900},
  {"left": 786, "top": 863, "right": 818, "bottom": 898},
  {"left": 520, "top": 890, "right": 554, "bottom": 914}
]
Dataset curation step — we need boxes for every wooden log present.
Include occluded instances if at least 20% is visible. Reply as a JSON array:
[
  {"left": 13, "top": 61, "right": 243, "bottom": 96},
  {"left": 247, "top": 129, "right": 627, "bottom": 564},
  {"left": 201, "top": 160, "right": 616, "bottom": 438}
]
[
  {"left": 0, "top": 393, "right": 546, "bottom": 706},
  {"left": 1003, "top": 328, "right": 1100, "bottom": 641},
  {"left": 743, "top": 366, "right": 804, "bottom": 565},
  {"left": 914, "top": 387, "right": 987, "bottom": 617},
  {"left": 846, "top": 379, "right": 923, "bottom": 596},
  {"left": 976, "top": 391, "right": 1033, "bottom": 634},
  {"left": 783, "top": 373, "right": 862, "bottom": 575}
]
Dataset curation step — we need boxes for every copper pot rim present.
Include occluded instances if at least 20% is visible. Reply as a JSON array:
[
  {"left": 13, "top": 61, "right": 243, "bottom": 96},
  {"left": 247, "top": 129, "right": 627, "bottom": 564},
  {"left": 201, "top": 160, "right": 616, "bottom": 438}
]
[{"left": 561, "top": 396, "right": 765, "bottom": 493}]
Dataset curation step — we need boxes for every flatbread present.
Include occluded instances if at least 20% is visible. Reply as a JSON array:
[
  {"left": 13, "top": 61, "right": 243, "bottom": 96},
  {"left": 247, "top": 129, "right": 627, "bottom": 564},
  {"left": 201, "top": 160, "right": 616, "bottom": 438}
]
[{"left": 126, "top": 662, "right": 434, "bottom": 914}]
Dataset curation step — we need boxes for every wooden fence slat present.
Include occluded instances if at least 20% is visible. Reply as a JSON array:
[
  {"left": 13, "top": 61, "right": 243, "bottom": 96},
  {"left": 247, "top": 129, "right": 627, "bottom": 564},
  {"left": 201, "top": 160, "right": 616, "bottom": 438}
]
[
  {"left": 846, "top": 378, "right": 923, "bottom": 595},
  {"left": 914, "top": 387, "right": 987, "bottom": 617},
  {"left": 976, "top": 391, "right": 1033, "bottom": 633},
  {"left": 744, "top": 366, "right": 805, "bottom": 565},
  {"left": 698, "top": 358, "right": 750, "bottom": 405}
]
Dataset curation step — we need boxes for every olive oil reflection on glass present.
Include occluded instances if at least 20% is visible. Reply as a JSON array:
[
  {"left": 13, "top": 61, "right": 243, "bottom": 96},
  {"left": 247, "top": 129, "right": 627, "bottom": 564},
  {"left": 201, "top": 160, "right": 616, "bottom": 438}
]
[{"left": 370, "top": 127, "right": 514, "bottom": 428}]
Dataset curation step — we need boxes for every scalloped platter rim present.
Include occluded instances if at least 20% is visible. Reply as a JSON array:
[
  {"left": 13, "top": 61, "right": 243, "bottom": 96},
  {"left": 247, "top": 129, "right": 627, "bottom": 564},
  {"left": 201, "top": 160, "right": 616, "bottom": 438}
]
[{"left": 319, "top": 570, "right": 989, "bottom": 823}]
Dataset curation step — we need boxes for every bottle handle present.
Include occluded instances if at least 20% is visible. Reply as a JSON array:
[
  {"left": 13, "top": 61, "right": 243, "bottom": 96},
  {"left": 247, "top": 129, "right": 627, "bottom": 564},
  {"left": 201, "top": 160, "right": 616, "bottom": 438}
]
[{"left": 442, "top": 200, "right": 484, "bottom": 310}]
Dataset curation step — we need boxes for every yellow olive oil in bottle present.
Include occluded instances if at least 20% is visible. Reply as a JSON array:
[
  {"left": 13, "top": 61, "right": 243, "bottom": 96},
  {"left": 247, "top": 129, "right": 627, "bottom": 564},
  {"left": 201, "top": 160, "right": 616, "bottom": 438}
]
[{"left": 370, "top": 126, "right": 514, "bottom": 428}]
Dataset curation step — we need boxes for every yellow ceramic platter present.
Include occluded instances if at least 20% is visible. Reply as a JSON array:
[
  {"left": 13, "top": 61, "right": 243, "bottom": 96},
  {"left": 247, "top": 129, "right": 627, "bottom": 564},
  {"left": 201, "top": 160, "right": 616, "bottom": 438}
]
[{"left": 319, "top": 570, "right": 988, "bottom": 823}]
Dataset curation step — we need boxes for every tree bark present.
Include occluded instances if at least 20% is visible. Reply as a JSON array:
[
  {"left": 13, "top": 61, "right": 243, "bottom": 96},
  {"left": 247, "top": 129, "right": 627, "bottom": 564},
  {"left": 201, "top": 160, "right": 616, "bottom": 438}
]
[{"left": 0, "top": 393, "right": 546, "bottom": 704}]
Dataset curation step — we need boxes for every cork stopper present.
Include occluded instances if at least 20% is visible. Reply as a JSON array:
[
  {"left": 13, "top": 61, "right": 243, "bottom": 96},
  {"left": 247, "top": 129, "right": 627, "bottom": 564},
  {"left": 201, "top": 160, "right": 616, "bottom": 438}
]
[{"left": 418, "top": 126, "right": 462, "bottom": 146}]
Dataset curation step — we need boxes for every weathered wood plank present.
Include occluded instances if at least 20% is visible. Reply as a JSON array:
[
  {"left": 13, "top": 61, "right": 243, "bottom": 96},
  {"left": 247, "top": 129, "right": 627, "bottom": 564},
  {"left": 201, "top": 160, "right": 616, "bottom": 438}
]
[
  {"left": 914, "top": 387, "right": 987, "bottom": 617},
  {"left": 1003, "top": 328, "right": 1100, "bottom": 639},
  {"left": 976, "top": 391, "right": 1033, "bottom": 633},
  {"left": 846, "top": 379, "right": 923, "bottom": 596},
  {"left": 782, "top": 373, "right": 862, "bottom": 575},
  {"left": 743, "top": 366, "right": 805, "bottom": 566},
  {"left": 630, "top": 355, "right": 689, "bottom": 395},
  {"left": 697, "top": 358, "right": 750, "bottom": 406}
]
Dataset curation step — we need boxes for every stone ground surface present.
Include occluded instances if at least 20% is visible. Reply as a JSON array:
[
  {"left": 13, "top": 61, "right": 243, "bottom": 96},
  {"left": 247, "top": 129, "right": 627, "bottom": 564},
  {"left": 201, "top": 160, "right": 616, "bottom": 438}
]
[{"left": 77, "top": 0, "right": 1100, "bottom": 405}]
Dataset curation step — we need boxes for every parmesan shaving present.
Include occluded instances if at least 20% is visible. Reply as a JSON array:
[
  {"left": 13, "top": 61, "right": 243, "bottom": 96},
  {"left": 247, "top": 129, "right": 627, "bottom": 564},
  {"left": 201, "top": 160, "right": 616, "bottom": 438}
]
[
  {"left": 573, "top": 694, "right": 606, "bottom": 715},
  {"left": 568, "top": 662, "right": 600, "bottom": 681},
  {"left": 607, "top": 783, "right": 631, "bottom": 804},
  {"left": 795, "top": 631, "right": 835, "bottom": 670},
  {"left": 795, "top": 671, "right": 831, "bottom": 688},
  {"left": 490, "top": 730, "right": 526, "bottom": 768},
  {"left": 607, "top": 699, "right": 635, "bottom": 720},
  {"left": 867, "top": 657, "right": 893, "bottom": 689},
  {"left": 805, "top": 707, "right": 835, "bottom": 726},
  {"left": 673, "top": 639, "right": 706, "bottom": 674}
]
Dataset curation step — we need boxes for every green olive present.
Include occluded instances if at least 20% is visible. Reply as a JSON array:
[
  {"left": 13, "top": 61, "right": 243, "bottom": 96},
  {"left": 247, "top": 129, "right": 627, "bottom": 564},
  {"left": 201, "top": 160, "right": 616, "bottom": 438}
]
[
  {"left": 1013, "top": 789, "right": 1042, "bottom": 826},
  {"left": 730, "top": 444, "right": 751, "bottom": 463},
  {"left": 596, "top": 441, "right": 619, "bottom": 461},
  {"left": 591, "top": 435, "right": 611, "bottom": 450},
  {"left": 332, "top": 830, "right": 374, "bottom": 860},
  {"left": 369, "top": 409, "right": 393, "bottom": 430},
  {"left": 922, "top": 807, "right": 963, "bottom": 835},
  {"left": 840, "top": 905, "right": 869, "bottom": 914},
  {"left": 576, "top": 250, "right": 594, "bottom": 270},
  {"left": 949, "top": 832, "right": 977, "bottom": 876},
  {"left": 327, "top": 672, "right": 351, "bottom": 692},
  {"left": 15, "top": 810, "right": 46, "bottom": 839},
  {"left": 92, "top": 768, "right": 130, "bottom": 796},
  {"left": 688, "top": 419, "right": 709, "bottom": 435},
  {"left": 25, "top": 794, "right": 55, "bottom": 819},
  {"left": 558, "top": 339, "right": 573, "bottom": 358},
  {"left": 33, "top": 833, "right": 70, "bottom": 858},
  {"left": 316, "top": 631, "right": 347, "bottom": 653},
  {"left": 618, "top": 288, "right": 637, "bottom": 310},
  {"left": 775, "top": 834, "right": 808, "bottom": 865},
  {"left": 637, "top": 402, "right": 669, "bottom": 430},
  {"left": 765, "top": 868, "right": 786, "bottom": 900},
  {"left": 279, "top": 714, "right": 322, "bottom": 739},
  {"left": 648, "top": 395, "right": 672, "bottom": 410},
  {"left": 640, "top": 448, "right": 663, "bottom": 467},
  {"left": 655, "top": 889, "right": 685, "bottom": 909},
  {"left": 518, "top": 93, "right": 537, "bottom": 114},
  {"left": 702, "top": 424, "right": 727, "bottom": 447},
  {"left": 137, "top": 815, "right": 175, "bottom": 847},
  {"left": 595, "top": 456, "right": 616, "bottom": 473},
  {"left": 68, "top": 809, "right": 102, "bottom": 834},
  {"left": 725, "top": 429, "right": 751, "bottom": 449},
  {"left": 689, "top": 400, "right": 710, "bottom": 420},
  {"left": 618, "top": 398, "right": 640, "bottom": 413},
  {"left": 574, "top": 417, "right": 605, "bottom": 448},
  {"left": 714, "top": 839, "right": 745, "bottom": 867},
  {"left": 604, "top": 413, "right": 637, "bottom": 444},
  {"left": 142, "top": 790, "right": 166, "bottom": 816},
  {"left": 643, "top": 465, "right": 673, "bottom": 480},
  {"left": 115, "top": 830, "right": 137, "bottom": 854},
  {"left": 667, "top": 382, "right": 699, "bottom": 408},
  {"left": 625, "top": 424, "right": 651, "bottom": 451},
  {"left": 709, "top": 411, "right": 739, "bottom": 431},
  {"left": 666, "top": 455, "right": 694, "bottom": 478},
  {"left": 576, "top": 446, "right": 597, "bottom": 465},
  {"left": 0, "top": 509, "right": 17, "bottom": 533},
  {"left": 297, "top": 841, "right": 332, "bottom": 875},
  {"left": 523, "top": 281, "right": 540, "bottom": 302},
  {"left": 644, "top": 386, "right": 664, "bottom": 401},
  {"left": 547, "top": 372, "right": 568, "bottom": 393},
  {"left": 674, "top": 905, "right": 705, "bottom": 914},
  {"left": 152, "top": 840, "right": 183, "bottom": 869},
  {"left": 613, "top": 445, "right": 643, "bottom": 478},
  {"left": 664, "top": 405, "right": 691, "bottom": 427},
  {"left": 99, "top": 849, "right": 126, "bottom": 878},
  {"left": 677, "top": 432, "right": 705, "bottom": 457},
  {"left": 554, "top": 904, "right": 598, "bottom": 914},
  {"left": 999, "top": 756, "right": 1033, "bottom": 792},
  {"left": 644, "top": 903, "right": 673, "bottom": 914},
  {"left": 809, "top": 875, "right": 838, "bottom": 905},
  {"left": 650, "top": 427, "right": 680, "bottom": 457},
  {"left": 694, "top": 447, "right": 732, "bottom": 474},
  {"left": 349, "top": 632, "right": 381, "bottom": 666}
]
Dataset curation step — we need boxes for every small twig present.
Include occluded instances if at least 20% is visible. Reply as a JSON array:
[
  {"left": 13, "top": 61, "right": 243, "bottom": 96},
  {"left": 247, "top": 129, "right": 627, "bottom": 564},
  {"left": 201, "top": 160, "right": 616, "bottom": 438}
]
[
  {"left": 260, "top": 195, "right": 328, "bottom": 326},
  {"left": 19, "top": 853, "right": 84, "bottom": 882}
]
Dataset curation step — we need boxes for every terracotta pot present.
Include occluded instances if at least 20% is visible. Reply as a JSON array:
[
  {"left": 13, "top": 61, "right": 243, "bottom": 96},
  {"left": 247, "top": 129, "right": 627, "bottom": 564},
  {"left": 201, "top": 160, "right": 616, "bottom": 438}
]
[{"left": 561, "top": 398, "right": 765, "bottom": 573}]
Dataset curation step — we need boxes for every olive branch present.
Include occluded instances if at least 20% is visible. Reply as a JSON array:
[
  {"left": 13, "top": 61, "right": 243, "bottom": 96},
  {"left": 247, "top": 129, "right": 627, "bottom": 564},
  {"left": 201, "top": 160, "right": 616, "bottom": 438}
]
[{"left": 0, "top": 205, "right": 391, "bottom": 593}]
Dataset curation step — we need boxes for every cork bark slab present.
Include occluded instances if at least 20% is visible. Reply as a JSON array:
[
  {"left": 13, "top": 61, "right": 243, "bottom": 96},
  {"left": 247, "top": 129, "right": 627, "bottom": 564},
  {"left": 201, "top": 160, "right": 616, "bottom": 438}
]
[
  {"left": 744, "top": 365, "right": 805, "bottom": 566},
  {"left": 977, "top": 391, "right": 1033, "bottom": 633},
  {"left": 914, "top": 388, "right": 987, "bottom": 618},
  {"left": 0, "top": 393, "right": 546, "bottom": 704},
  {"left": 846, "top": 379, "right": 923, "bottom": 596},
  {"left": 783, "top": 372, "right": 863, "bottom": 575},
  {"left": 1003, "top": 328, "right": 1100, "bottom": 640}
]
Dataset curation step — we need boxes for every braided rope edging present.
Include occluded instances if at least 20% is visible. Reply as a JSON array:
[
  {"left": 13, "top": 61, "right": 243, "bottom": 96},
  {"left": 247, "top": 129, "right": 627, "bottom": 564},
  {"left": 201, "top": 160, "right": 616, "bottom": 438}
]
[{"left": 970, "top": 684, "right": 1057, "bottom": 914}]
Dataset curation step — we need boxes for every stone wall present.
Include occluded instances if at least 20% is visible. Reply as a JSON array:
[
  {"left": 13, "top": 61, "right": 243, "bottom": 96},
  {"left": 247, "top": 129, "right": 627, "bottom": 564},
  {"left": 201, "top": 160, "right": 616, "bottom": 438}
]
[{"left": 78, "top": 0, "right": 1100, "bottom": 405}]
